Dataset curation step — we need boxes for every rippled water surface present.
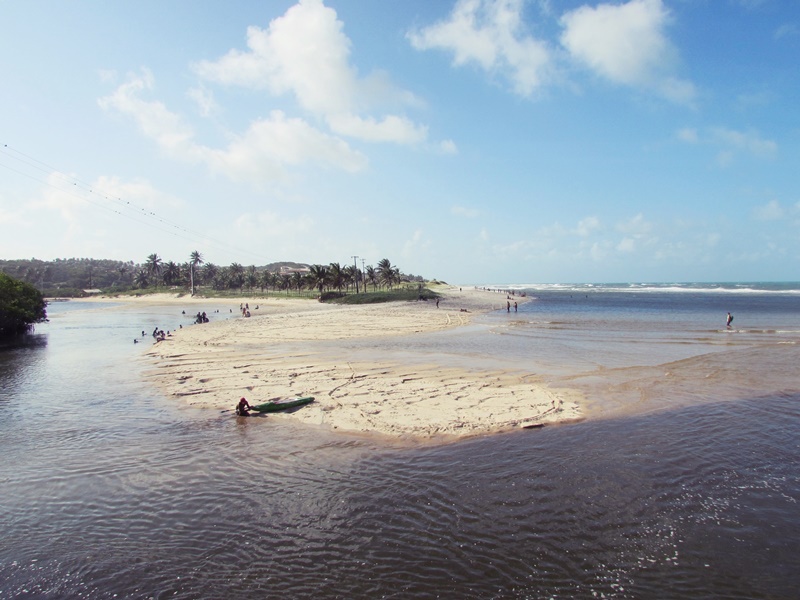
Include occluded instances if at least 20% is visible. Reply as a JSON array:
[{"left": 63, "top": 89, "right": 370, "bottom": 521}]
[{"left": 1, "top": 294, "right": 799, "bottom": 599}]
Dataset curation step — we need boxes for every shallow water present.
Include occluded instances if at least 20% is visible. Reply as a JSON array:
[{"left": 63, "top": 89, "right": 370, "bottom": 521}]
[{"left": 1, "top": 292, "right": 799, "bottom": 599}]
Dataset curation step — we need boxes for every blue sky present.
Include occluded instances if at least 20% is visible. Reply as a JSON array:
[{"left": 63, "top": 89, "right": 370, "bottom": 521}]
[{"left": 1, "top": 0, "right": 798, "bottom": 284}]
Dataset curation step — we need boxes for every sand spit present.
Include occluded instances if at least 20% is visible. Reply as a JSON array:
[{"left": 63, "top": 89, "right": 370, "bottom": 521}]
[{"left": 136, "top": 286, "right": 582, "bottom": 441}]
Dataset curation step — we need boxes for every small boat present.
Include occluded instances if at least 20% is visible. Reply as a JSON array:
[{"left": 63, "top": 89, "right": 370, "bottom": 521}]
[{"left": 251, "top": 396, "right": 315, "bottom": 413}]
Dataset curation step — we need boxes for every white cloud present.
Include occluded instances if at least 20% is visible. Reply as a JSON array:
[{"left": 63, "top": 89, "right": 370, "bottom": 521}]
[
  {"left": 677, "top": 127, "right": 699, "bottom": 143},
  {"left": 326, "top": 114, "right": 428, "bottom": 144},
  {"left": 677, "top": 125, "right": 777, "bottom": 166},
  {"left": 439, "top": 139, "right": 459, "bottom": 154},
  {"left": 30, "top": 173, "right": 91, "bottom": 229},
  {"left": 452, "top": 205, "right": 480, "bottom": 218},
  {"left": 98, "top": 69, "right": 195, "bottom": 156},
  {"left": 710, "top": 127, "right": 778, "bottom": 158},
  {"left": 560, "top": 0, "right": 695, "bottom": 104},
  {"left": 203, "top": 111, "right": 368, "bottom": 182},
  {"left": 774, "top": 23, "right": 799, "bottom": 40},
  {"left": 193, "top": 2, "right": 356, "bottom": 113},
  {"left": 407, "top": 0, "right": 553, "bottom": 97},
  {"left": 616, "top": 237, "right": 636, "bottom": 252},
  {"left": 753, "top": 200, "right": 784, "bottom": 221},
  {"left": 616, "top": 213, "right": 652, "bottom": 235},
  {"left": 99, "top": 70, "right": 367, "bottom": 185},
  {"left": 574, "top": 216, "right": 601, "bottom": 236},
  {"left": 193, "top": 0, "right": 426, "bottom": 144},
  {"left": 187, "top": 86, "right": 216, "bottom": 117},
  {"left": 402, "top": 228, "right": 430, "bottom": 258}
]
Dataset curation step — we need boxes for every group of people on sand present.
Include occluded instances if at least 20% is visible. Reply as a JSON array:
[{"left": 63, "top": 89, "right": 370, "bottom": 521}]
[{"left": 240, "top": 303, "right": 258, "bottom": 318}]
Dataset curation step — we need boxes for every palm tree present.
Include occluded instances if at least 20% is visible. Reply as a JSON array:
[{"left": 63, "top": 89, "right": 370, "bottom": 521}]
[
  {"left": 202, "top": 262, "right": 218, "bottom": 284},
  {"left": 117, "top": 265, "right": 127, "bottom": 286},
  {"left": 291, "top": 271, "right": 304, "bottom": 294},
  {"left": 229, "top": 263, "right": 244, "bottom": 290},
  {"left": 134, "top": 269, "right": 149, "bottom": 289},
  {"left": 145, "top": 254, "right": 162, "bottom": 286},
  {"left": 162, "top": 261, "right": 181, "bottom": 286},
  {"left": 245, "top": 265, "right": 258, "bottom": 291},
  {"left": 377, "top": 258, "right": 394, "bottom": 289},
  {"left": 328, "top": 262, "right": 345, "bottom": 293},
  {"left": 259, "top": 269, "right": 272, "bottom": 293},
  {"left": 212, "top": 267, "right": 230, "bottom": 291},
  {"left": 279, "top": 273, "right": 291, "bottom": 295},
  {"left": 308, "top": 264, "right": 328, "bottom": 295},
  {"left": 343, "top": 265, "right": 358, "bottom": 292},
  {"left": 365, "top": 265, "right": 378, "bottom": 291},
  {"left": 189, "top": 250, "right": 203, "bottom": 296}
]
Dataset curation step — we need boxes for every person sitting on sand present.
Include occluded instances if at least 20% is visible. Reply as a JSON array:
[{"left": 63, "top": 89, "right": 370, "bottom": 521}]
[{"left": 235, "top": 397, "right": 252, "bottom": 416}]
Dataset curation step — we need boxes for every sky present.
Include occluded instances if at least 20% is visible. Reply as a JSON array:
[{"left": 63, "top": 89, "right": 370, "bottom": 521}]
[{"left": 1, "top": 0, "right": 798, "bottom": 284}]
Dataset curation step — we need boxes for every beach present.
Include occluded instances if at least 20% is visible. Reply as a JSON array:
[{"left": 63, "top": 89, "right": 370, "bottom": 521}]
[{"left": 131, "top": 286, "right": 583, "bottom": 440}]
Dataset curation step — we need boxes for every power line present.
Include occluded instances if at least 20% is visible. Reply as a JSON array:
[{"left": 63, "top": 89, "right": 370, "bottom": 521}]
[{"left": 0, "top": 143, "right": 273, "bottom": 264}]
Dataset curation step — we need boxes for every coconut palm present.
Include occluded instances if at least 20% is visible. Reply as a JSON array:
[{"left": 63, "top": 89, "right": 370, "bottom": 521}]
[
  {"left": 343, "top": 265, "right": 358, "bottom": 292},
  {"left": 202, "top": 262, "right": 218, "bottom": 284},
  {"left": 245, "top": 265, "right": 258, "bottom": 291},
  {"left": 279, "top": 273, "right": 291, "bottom": 295},
  {"left": 212, "top": 267, "right": 230, "bottom": 291},
  {"left": 229, "top": 263, "right": 244, "bottom": 290},
  {"left": 291, "top": 271, "right": 305, "bottom": 294},
  {"left": 189, "top": 250, "right": 203, "bottom": 296},
  {"left": 145, "top": 253, "right": 162, "bottom": 286},
  {"left": 365, "top": 265, "right": 378, "bottom": 291},
  {"left": 117, "top": 265, "right": 127, "bottom": 286},
  {"left": 377, "top": 258, "right": 395, "bottom": 289},
  {"left": 162, "top": 261, "right": 181, "bottom": 286},
  {"left": 134, "top": 269, "right": 149, "bottom": 289},
  {"left": 259, "top": 269, "right": 272, "bottom": 293},
  {"left": 327, "top": 262, "right": 345, "bottom": 293},
  {"left": 308, "top": 264, "right": 328, "bottom": 295}
]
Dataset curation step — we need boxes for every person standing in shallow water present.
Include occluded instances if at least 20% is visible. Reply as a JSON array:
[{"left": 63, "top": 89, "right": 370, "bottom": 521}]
[{"left": 726, "top": 312, "right": 734, "bottom": 329}]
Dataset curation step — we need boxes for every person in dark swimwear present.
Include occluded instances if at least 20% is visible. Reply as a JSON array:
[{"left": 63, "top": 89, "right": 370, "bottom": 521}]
[{"left": 236, "top": 397, "right": 252, "bottom": 416}]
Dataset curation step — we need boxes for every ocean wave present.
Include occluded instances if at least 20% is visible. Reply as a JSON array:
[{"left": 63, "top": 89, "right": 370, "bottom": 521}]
[{"left": 482, "top": 283, "right": 800, "bottom": 295}]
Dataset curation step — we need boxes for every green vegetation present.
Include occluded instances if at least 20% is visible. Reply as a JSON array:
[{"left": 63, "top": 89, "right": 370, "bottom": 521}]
[
  {"left": 0, "top": 256, "right": 428, "bottom": 302},
  {"left": 329, "top": 287, "right": 440, "bottom": 305},
  {"left": 0, "top": 272, "right": 48, "bottom": 337}
]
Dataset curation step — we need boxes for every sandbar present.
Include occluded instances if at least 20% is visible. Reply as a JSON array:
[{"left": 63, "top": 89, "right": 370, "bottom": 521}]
[{"left": 133, "top": 286, "right": 582, "bottom": 441}]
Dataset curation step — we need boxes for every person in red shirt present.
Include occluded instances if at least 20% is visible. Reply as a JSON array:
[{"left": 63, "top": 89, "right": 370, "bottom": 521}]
[{"left": 236, "top": 397, "right": 252, "bottom": 416}]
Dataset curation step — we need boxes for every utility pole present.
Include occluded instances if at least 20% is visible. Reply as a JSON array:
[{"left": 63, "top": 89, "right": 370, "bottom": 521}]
[
  {"left": 361, "top": 258, "right": 366, "bottom": 293},
  {"left": 352, "top": 255, "right": 359, "bottom": 294}
]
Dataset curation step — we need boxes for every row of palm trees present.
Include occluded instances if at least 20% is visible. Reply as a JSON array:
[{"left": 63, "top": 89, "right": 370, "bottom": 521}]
[{"left": 136, "top": 252, "right": 404, "bottom": 296}]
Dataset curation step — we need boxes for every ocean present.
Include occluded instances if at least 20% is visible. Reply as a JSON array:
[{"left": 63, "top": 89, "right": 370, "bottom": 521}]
[{"left": 1, "top": 283, "right": 798, "bottom": 599}]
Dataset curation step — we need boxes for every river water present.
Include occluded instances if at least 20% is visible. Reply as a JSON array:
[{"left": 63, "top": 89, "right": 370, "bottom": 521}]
[{"left": 1, "top": 286, "right": 799, "bottom": 599}]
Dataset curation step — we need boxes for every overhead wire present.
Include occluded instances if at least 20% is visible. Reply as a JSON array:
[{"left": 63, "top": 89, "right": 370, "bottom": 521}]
[{"left": 0, "top": 143, "right": 273, "bottom": 264}]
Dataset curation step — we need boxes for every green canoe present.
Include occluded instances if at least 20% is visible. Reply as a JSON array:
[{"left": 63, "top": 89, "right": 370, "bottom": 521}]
[{"left": 251, "top": 396, "right": 315, "bottom": 413}]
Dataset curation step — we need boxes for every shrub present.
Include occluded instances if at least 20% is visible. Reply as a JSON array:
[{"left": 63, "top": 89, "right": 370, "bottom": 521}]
[{"left": 0, "top": 272, "right": 48, "bottom": 337}]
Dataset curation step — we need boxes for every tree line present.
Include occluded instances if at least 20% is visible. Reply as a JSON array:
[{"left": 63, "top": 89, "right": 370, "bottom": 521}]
[{"left": 0, "top": 254, "right": 425, "bottom": 297}]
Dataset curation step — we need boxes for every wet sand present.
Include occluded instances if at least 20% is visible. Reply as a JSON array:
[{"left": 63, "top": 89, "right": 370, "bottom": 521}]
[{"left": 104, "top": 286, "right": 583, "bottom": 441}]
